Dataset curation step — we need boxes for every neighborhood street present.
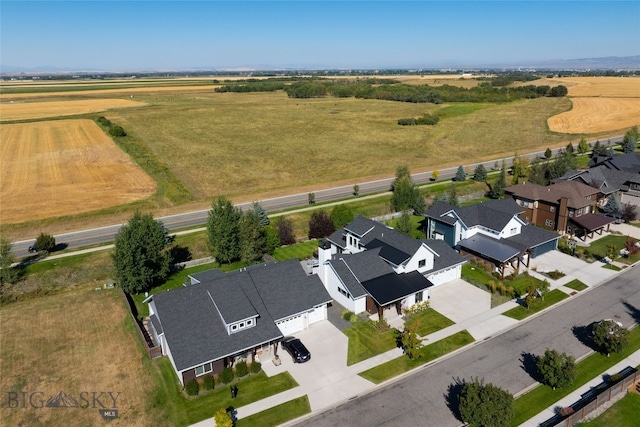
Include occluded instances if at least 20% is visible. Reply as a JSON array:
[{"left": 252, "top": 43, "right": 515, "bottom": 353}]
[{"left": 293, "top": 266, "right": 640, "bottom": 427}]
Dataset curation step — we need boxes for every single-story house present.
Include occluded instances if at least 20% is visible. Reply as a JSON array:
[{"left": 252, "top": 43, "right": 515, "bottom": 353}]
[
  {"left": 147, "top": 259, "right": 331, "bottom": 385},
  {"left": 424, "top": 199, "right": 561, "bottom": 277},
  {"left": 317, "top": 216, "right": 467, "bottom": 318}
]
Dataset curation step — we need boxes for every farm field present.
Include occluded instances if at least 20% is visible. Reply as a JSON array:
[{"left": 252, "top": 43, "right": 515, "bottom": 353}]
[
  {"left": 0, "top": 287, "right": 170, "bottom": 426},
  {"left": 546, "top": 76, "right": 640, "bottom": 133},
  {"left": 0, "top": 119, "right": 156, "bottom": 223},
  {"left": 0, "top": 98, "right": 145, "bottom": 121},
  {"left": 0, "top": 75, "right": 635, "bottom": 231}
]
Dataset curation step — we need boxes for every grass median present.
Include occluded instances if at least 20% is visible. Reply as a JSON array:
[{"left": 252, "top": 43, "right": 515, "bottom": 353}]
[
  {"left": 236, "top": 395, "right": 311, "bottom": 427},
  {"left": 502, "top": 289, "right": 569, "bottom": 321},
  {"left": 512, "top": 326, "right": 640, "bottom": 426},
  {"left": 359, "top": 330, "right": 475, "bottom": 384}
]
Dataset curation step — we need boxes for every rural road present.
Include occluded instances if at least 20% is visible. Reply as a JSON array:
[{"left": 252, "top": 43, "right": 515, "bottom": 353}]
[
  {"left": 11, "top": 136, "right": 623, "bottom": 258},
  {"left": 293, "top": 266, "right": 640, "bottom": 427}
]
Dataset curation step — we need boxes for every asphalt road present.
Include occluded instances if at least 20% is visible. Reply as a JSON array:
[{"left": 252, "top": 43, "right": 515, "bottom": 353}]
[
  {"left": 294, "top": 266, "right": 640, "bottom": 427},
  {"left": 11, "top": 135, "right": 623, "bottom": 258}
]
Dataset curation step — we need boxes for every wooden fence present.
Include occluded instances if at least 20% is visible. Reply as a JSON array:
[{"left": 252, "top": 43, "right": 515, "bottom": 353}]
[
  {"left": 542, "top": 366, "right": 638, "bottom": 426},
  {"left": 120, "top": 288, "right": 162, "bottom": 360}
]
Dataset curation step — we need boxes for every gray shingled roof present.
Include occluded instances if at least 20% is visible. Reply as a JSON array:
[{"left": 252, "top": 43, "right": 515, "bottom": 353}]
[
  {"left": 504, "top": 224, "right": 560, "bottom": 252},
  {"left": 344, "top": 215, "right": 377, "bottom": 237},
  {"left": 426, "top": 239, "right": 470, "bottom": 272},
  {"left": 426, "top": 199, "right": 523, "bottom": 232},
  {"left": 362, "top": 271, "right": 433, "bottom": 306},
  {"left": 152, "top": 260, "right": 331, "bottom": 372}
]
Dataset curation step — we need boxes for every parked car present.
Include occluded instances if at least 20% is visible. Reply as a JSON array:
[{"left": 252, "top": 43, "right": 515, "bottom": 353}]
[
  {"left": 28, "top": 245, "right": 37, "bottom": 253},
  {"left": 281, "top": 337, "right": 311, "bottom": 363}
]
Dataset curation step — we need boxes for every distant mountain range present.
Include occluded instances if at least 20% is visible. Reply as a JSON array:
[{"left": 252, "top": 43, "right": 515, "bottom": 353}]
[{"left": 1, "top": 55, "right": 639, "bottom": 74}]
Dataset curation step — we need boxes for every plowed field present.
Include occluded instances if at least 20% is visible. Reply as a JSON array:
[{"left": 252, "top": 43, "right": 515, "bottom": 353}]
[{"left": 0, "top": 119, "right": 156, "bottom": 223}]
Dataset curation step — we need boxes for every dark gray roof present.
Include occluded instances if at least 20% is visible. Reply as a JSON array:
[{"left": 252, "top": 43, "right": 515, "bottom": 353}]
[
  {"left": 504, "top": 224, "right": 560, "bottom": 251},
  {"left": 362, "top": 271, "right": 433, "bottom": 306},
  {"left": 328, "top": 257, "right": 368, "bottom": 299},
  {"left": 459, "top": 234, "right": 520, "bottom": 263},
  {"left": 426, "top": 239, "right": 470, "bottom": 272},
  {"left": 248, "top": 259, "right": 332, "bottom": 321},
  {"left": 604, "top": 152, "right": 640, "bottom": 174},
  {"left": 152, "top": 260, "right": 330, "bottom": 372},
  {"left": 327, "top": 227, "right": 348, "bottom": 249},
  {"left": 333, "top": 248, "right": 396, "bottom": 284},
  {"left": 149, "top": 314, "right": 163, "bottom": 335},
  {"left": 365, "top": 238, "right": 411, "bottom": 265},
  {"left": 344, "top": 215, "right": 377, "bottom": 237},
  {"left": 189, "top": 268, "right": 225, "bottom": 284},
  {"left": 426, "top": 199, "right": 523, "bottom": 232}
]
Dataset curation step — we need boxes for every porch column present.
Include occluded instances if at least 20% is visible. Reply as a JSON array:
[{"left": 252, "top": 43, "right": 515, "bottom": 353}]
[{"left": 377, "top": 305, "right": 384, "bottom": 320}]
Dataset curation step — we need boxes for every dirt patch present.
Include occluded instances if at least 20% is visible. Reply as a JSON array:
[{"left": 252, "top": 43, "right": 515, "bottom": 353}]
[
  {"left": 0, "top": 288, "right": 167, "bottom": 426},
  {"left": 0, "top": 119, "right": 156, "bottom": 224},
  {"left": 0, "top": 98, "right": 145, "bottom": 121}
]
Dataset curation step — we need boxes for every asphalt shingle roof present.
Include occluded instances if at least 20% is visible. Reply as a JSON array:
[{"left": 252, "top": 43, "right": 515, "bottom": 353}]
[
  {"left": 152, "top": 260, "right": 330, "bottom": 372},
  {"left": 426, "top": 199, "right": 523, "bottom": 232},
  {"left": 362, "top": 271, "right": 433, "bottom": 306},
  {"left": 504, "top": 181, "right": 600, "bottom": 209}
]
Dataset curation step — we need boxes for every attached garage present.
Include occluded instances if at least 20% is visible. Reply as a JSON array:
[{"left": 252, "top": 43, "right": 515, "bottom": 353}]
[{"left": 276, "top": 315, "right": 305, "bottom": 336}]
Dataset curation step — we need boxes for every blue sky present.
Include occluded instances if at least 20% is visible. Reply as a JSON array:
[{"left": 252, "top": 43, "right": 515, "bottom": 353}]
[{"left": 1, "top": 1, "right": 638, "bottom": 71}]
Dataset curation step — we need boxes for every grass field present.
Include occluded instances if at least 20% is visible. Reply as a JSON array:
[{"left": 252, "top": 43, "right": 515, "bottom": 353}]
[
  {"left": 0, "top": 119, "right": 156, "bottom": 224},
  {"left": 0, "top": 288, "right": 166, "bottom": 426}
]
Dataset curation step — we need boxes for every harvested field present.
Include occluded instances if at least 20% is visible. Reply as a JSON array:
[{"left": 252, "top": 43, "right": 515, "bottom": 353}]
[
  {"left": 548, "top": 97, "right": 640, "bottom": 133},
  {"left": 544, "top": 76, "right": 640, "bottom": 133},
  {"left": 0, "top": 119, "right": 156, "bottom": 224},
  {"left": 0, "top": 288, "right": 168, "bottom": 426},
  {"left": 0, "top": 98, "right": 145, "bottom": 121}
]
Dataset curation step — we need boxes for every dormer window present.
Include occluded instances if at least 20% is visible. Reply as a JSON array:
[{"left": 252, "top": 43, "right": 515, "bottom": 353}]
[{"left": 229, "top": 317, "right": 257, "bottom": 334}]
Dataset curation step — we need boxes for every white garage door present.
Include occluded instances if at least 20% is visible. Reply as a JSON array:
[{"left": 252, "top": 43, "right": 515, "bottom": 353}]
[
  {"left": 307, "top": 305, "right": 326, "bottom": 324},
  {"left": 276, "top": 315, "right": 304, "bottom": 336}
]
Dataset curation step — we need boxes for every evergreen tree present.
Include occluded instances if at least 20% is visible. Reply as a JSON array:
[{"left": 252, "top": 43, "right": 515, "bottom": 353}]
[
  {"left": 391, "top": 165, "right": 424, "bottom": 213},
  {"left": 622, "top": 127, "right": 637, "bottom": 154},
  {"left": 447, "top": 184, "right": 459, "bottom": 207},
  {"left": 544, "top": 148, "right": 552, "bottom": 160},
  {"left": 239, "top": 210, "right": 265, "bottom": 263},
  {"left": 206, "top": 196, "right": 242, "bottom": 264},
  {"left": 112, "top": 211, "right": 172, "bottom": 294},
  {"left": 262, "top": 226, "right": 280, "bottom": 255},
  {"left": 252, "top": 201, "right": 270, "bottom": 227},
  {"left": 602, "top": 193, "right": 621, "bottom": 215},
  {"left": 454, "top": 165, "right": 466, "bottom": 182},
  {"left": 489, "top": 160, "right": 506, "bottom": 199},
  {"left": 578, "top": 137, "right": 589, "bottom": 155},
  {"left": 472, "top": 164, "right": 488, "bottom": 182}
]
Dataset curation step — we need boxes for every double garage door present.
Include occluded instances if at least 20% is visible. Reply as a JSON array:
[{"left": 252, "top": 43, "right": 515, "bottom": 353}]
[{"left": 276, "top": 306, "right": 327, "bottom": 336}]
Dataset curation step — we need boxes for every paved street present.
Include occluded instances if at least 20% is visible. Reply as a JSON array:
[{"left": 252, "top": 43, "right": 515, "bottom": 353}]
[{"left": 292, "top": 267, "right": 640, "bottom": 427}]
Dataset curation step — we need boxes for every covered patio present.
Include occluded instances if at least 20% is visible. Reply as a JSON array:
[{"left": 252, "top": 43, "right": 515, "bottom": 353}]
[
  {"left": 568, "top": 214, "right": 617, "bottom": 241},
  {"left": 457, "top": 234, "right": 527, "bottom": 279}
]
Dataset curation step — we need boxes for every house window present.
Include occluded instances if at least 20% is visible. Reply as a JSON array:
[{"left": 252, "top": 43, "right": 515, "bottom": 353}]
[
  {"left": 550, "top": 206, "right": 555, "bottom": 213},
  {"left": 584, "top": 206, "right": 590, "bottom": 214},
  {"left": 545, "top": 219, "right": 554, "bottom": 227},
  {"left": 247, "top": 319, "right": 253, "bottom": 326},
  {"left": 586, "top": 195, "right": 591, "bottom": 200},
  {"left": 569, "top": 210, "right": 574, "bottom": 218},
  {"left": 577, "top": 208, "right": 582, "bottom": 217},
  {"left": 231, "top": 324, "right": 238, "bottom": 331},
  {"left": 416, "top": 291, "right": 423, "bottom": 303},
  {"left": 338, "top": 287, "right": 351, "bottom": 299},
  {"left": 195, "top": 362, "right": 212, "bottom": 376},
  {"left": 418, "top": 259, "right": 426, "bottom": 268},
  {"left": 510, "top": 227, "right": 517, "bottom": 235}
]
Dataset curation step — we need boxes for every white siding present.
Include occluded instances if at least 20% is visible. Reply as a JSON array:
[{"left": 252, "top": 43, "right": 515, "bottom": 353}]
[
  {"left": 308, "top": 305, "right": 327, "bottom": 324},
  {"left": 276, "top": 315, "right": 305, "bottom": 336},
  {"left": 427, "top": 264, "right": 462, "bottom": 287}
]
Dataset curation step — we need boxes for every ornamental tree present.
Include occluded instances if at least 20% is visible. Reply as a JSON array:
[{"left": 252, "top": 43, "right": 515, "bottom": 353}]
[{"left": 592, "top": 320, "right": 629, "bottom": 356}]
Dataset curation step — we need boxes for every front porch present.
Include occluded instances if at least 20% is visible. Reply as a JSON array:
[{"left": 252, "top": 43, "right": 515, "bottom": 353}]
[{"left": 567, "top": 214, "right": 616, "bottom": 242}]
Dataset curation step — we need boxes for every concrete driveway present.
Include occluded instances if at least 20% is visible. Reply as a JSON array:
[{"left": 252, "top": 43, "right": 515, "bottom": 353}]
[
  {"left": 429, "top": 278, "right": 491, "bottom": 323},
  {"left": 261, "top": 320, "right": 375, "bottom": 411},
  {"left": 529, "top": 251, "right": 617, "bottom": 287}
]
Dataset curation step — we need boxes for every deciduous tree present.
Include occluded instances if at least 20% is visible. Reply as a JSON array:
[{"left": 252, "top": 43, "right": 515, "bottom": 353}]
[
  {"left": 308, "top": 210, "right": 335, "bottom": 239},
  {"left": 592, "top": 319, "right": 629, "bottom": 356},
  {"left": 536, "top": 348, "right": 576, "bottom": 390},
  {"left": 206, "top": 196, "right": 242, "bottom": 264},
  {"left": 400, "top": 322, "right": 422, "bottom": 359},
  {"left": 458, "top": 377, "right": 513, "bottom": 427},
  {"left": 0, "top": 230, "right": 18, "bottom": 286},
  {"left": 112, "top": 211, "right": 172, "bottom": 294},
  {"left": 488, "top": 160, "right": 507, "bottom": 199},
  {"left": 395, "top": 211, "right": 414, "bottom": 237},
  {"left": 276, "top": 217, "right": 296, "bottom": 245},
  {"left": 330, "top": 204, "right": 355, "bottom": 229},
  {"left": 391, "top": 165, "right": 425, "bottom": 213},
  {"left": 35, "top": 233, "right": 56, "bottom": 252},
  {"left": 239, "top": 210, "right": 265, "bottom": 263},
  {"left": 578, "top": 137, "right": 589, "bottom": 155}
]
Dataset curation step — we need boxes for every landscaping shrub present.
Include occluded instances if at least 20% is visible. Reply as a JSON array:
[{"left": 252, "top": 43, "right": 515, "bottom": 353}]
[
  {"left": 249, "top": 361, "right": 262, "bottom": 374},
  {"left": 185, "top": 379, "right": 199, "bottom": 396},
  {"left": 547, "top": 270, "right": 566, "bottom": 280},
  {"left": 202, "top": 375, "right": 215, "bottom": 391},
  {"left": 235, "top": 360, "right": 249, "bottom": 378},
  {"left": 219, "top": 367, "right": 234, "bottom": 384},
  {"left": 342, "top": 309, "right": 358, "bottom": 322}
]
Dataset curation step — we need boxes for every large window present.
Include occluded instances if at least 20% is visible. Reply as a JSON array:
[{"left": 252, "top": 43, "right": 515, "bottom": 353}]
[
  {"left": 418, "top": 259, "right": 426, "bottom": 268},
  {"left": 195, "top": 362, "right": 212, "bottom": 376},
  {"left": 416, "top": 291, "right": 423, "bottom": 303}
]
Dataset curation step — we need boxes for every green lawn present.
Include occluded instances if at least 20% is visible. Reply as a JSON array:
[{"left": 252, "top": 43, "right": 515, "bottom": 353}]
[
  {"left": 564, "top": 279, "right": 588, "bottom": 292},
  {"left": 404, "top": 308, "right": 455, "bottom": 337},
  {"left": 359, "top": 330, "right": 475, "bottom": 384},
  {"left": 272, "top": 239, "right": 318, "bottom": 261},
  {"left": 236, "top": 395, "right": 311, "bottom": 427},
  {"left": 603, "top": 263, "right": 622, "bottom": 271},
  {"left": 385, "top": 215, "right": 425, "bottom": 239},
  {"left": 343, "top": 321, "right": 399, "bottom": 365},
  {"left": 588, "top": 235, "right": 640, "bottom": 265},
  {"left": 151, "top": 357, "right": 299, "bottom": 426},
  {"left": 512, "top": 326, "right": 640, "bottom": 426},
  {"left": 574, "top": 393, "right": 640, "bottom": 427},
  {"left": 502, "top": 289, "right": 569, "bottom": 320}
]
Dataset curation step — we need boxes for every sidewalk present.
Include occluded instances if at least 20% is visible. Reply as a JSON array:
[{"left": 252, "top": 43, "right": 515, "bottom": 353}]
[{"left": 518, "top": 349, "right": 640, "bottom": 427}]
